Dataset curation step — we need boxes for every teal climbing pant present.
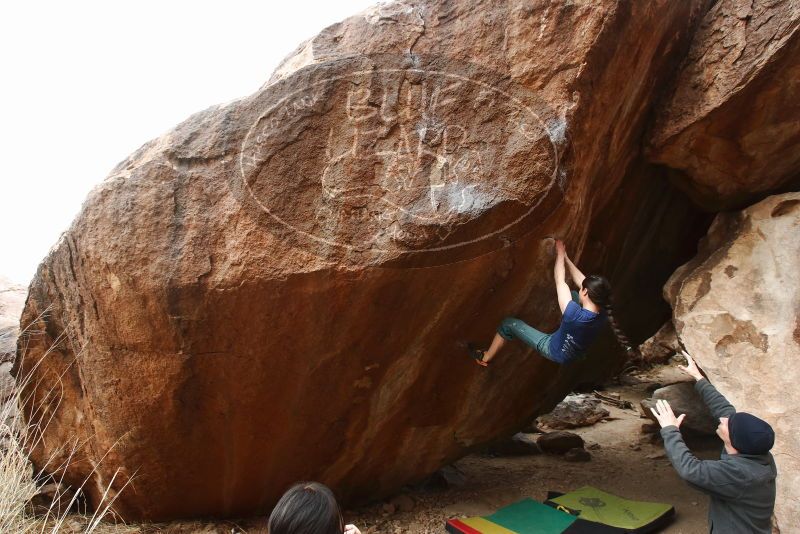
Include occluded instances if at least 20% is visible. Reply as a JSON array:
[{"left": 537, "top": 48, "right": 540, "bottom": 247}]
[
  {"left": 497, "top": 291, "right": 579, "bottom": 363},
  {"left": 497, "top": 317, "right": 554, "bottom": 359}
]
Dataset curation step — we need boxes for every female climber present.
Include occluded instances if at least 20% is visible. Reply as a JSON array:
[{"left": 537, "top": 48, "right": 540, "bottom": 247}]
[{"left": 469, "top": 239, "right": 633, "bottom": 366}]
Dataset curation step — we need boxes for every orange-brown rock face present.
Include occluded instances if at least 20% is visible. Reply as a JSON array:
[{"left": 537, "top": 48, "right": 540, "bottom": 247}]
[
  {"left": 664, "top": 193, "right": 800, "bottom": 531},
  {"left": 647, "top": 0, "right": 800, "bottom": 210},
  {"left": 15, "top": 0, "right": 708, "bottom": 521}
]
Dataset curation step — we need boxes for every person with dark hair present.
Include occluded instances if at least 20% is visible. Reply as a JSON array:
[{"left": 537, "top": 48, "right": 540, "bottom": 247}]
[
  {"left": 468, "top": 239, "right": 632, "bottom": 366},
  {"left": 650, "top": 350, "right": 777, "bottom": 533},
  {"left": 268, "top": 482, "right": 361, "bottom": 534}
]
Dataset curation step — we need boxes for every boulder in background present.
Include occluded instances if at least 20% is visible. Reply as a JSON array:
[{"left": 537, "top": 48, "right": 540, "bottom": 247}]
[{"left": 664, "top": 192, "right": 800, "bottom": 530}]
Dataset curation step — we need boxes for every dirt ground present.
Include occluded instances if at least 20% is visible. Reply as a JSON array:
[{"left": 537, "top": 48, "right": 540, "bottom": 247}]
[
  {"left": 74, "top": 365, "right": 719, "bottom": 533},
  {"left": 341, "top": 367, "right": 719, "bottom": 534}
]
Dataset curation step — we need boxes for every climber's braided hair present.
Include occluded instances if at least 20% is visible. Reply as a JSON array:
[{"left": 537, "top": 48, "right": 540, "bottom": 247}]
[
  {"left": 268, "top": 481, "right": 344, "bottom": 534},
  {"left": 582, "top": 274, "right": 635, "bottom": 354}
]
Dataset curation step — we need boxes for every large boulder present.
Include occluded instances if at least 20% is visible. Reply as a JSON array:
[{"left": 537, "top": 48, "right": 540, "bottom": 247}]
[
  {"left": 15, "top": 0, "right": 709, "bottom": 521},
  {"left": 637, "top": 321, "right": 680, "bottom": 364},
  {"left": 647, "top": 0, "right": 800, "bottom": 210},
  {"left": 0, "top": 276, "right": 26, "bottom": 363},
  {"left": 1, "top": 277, "right": 26, "bottom": 402},
  {"left": 664, "top": 192, "right": 800, "bottom": 530},
  {"left": 641, "top": 382, "right": 717, "bottom": 436}
]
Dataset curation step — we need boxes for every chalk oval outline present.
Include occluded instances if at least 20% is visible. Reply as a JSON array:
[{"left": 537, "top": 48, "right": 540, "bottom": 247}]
[{"left": 239, "top": 66, "right": 561, "bottom": 254}]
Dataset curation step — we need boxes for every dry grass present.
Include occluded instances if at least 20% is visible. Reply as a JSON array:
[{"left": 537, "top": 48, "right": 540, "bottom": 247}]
[{"left": 0, "top": 313, "right": 135, "bottom": 533}]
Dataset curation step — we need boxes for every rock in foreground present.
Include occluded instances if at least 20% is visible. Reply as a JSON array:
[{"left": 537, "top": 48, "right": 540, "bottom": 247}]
[
  {"left": 665, "top": 192, "right": 800, "bottom": 531},
  {"left": 537, "top": 431, "right": 584, "bottom": 455},
  {"left": 538, "top": 394, "right": 609, "bottom": 430},
  {"left": 486, "top": 433, "right": 541, "bottom": 457},
  {"left": 641, "top": 382, "right": 717, "bottom": 436}
]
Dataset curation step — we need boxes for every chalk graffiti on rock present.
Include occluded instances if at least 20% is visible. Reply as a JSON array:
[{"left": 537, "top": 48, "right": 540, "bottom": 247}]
[{"left": 239, "top": 66, "right": 561, "bottom": 258}]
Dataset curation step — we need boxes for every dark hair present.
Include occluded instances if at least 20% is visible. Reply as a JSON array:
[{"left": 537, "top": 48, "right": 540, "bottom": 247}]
[
  {"left": 581, "top": 275, "right": 634, "bottom": 354},
  {"left": 268, "top": 482, "right": 343, "bottom": 534}
]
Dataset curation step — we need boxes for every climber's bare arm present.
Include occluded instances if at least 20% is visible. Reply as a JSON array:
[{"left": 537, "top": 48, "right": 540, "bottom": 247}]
[
  {"left": 565, "top": 255, "right": 586, "bottom": 287},
  {"left": 554, "top": 241, "right": 572, "bottom": 313}
]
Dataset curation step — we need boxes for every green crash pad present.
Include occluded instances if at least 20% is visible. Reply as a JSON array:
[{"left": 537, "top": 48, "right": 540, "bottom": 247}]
[
  {"left": 482, "top": 498, "right": 579, "bottom": 533},
  {"left": 446, "top": 498, "right": 626, "bottom": 533}
]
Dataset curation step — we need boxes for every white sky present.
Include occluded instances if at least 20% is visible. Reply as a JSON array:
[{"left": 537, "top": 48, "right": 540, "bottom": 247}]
[{"left": 0, "top": 0, "right": 377, "bottom": 285}]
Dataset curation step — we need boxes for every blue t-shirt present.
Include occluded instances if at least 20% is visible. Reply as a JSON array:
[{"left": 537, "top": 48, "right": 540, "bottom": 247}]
[{"left": 547, "top": 301, "right": 606, "bottom": 363}]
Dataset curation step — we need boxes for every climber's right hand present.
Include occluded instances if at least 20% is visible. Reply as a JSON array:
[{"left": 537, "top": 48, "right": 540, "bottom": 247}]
[{"left": 555, "top": 239, "right": 566, "bottom": 257}]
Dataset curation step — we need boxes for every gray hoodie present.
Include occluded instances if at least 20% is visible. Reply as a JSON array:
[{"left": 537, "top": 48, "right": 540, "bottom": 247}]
[{"left": 660, "top": 379, "right": 777, "bottom": 533}]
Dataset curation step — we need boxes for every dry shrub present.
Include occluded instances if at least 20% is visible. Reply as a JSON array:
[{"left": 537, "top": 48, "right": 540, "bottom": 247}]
[{"left": 1, "top": 313, "right": 135, "bottom": 533}]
